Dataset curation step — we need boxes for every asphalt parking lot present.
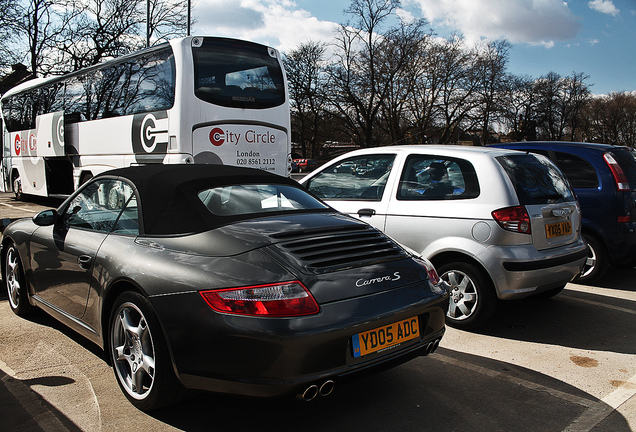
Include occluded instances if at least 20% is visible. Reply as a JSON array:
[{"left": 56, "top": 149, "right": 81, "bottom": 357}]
[{"left": 1, "top": 192, "right": 635, "bottom": 432}]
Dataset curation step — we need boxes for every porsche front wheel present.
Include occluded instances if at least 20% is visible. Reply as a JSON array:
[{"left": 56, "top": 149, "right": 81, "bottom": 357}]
[
  {"left": 4, "top": 243, "right": 34, "bottom": 316},
  {"left": 108, "top": 291, "right": 184, "bottom": 410}
]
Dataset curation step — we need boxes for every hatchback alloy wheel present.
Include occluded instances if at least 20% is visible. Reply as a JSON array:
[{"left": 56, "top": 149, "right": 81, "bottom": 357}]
[
  {"left": 444, "top": 269, "right": 478, "bottom": 321},
  {"left": 437, "top": 261, "right": 497, "bottom": 329}
]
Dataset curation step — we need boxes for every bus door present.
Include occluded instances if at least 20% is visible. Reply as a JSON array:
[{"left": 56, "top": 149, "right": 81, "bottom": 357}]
[
  {"left": 1, "top": 119, "right": 9, "bottom": 192},
  {"left": 36, "top": 111, "right": 65, "bottom": 157}
]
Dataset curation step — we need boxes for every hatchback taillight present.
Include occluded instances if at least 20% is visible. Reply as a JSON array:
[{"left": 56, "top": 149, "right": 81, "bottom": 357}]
[
  {"left": 200, "top": 281, "right": 320, "bottom": 317},
  {"left": 603, "top": 153, "right": 630, "bottom": 191},
  {"left": 492, "top": 206, "right": 531, "bottom": 234}
]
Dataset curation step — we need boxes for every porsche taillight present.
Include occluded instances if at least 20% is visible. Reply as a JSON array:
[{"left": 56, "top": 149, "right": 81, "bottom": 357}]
[
  {"left": 199, "top": 281, "right": 319, "bottom": 317},
  {"left": 492, "top": 206, "right": 531, "bottom": 234},
  {"left": 412, "top": 256, "right": 440, "bottom": 285}
]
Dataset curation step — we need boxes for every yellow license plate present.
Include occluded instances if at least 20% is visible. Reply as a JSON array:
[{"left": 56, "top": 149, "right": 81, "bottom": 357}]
[
  {"left": 545, "top": 221, "right": 572, "bottom": 238},
  {"left": 352, "top": 317, "right": 420, "bottom": 358}
]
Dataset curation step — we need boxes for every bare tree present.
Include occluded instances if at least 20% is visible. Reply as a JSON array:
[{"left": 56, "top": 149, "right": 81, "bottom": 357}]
[
  {"left": 56, "top": 0, "right": 142, "bottom": 72},
  {"left": 12, "top": 0, "right": 80, "bottom": 77},
  {"left": 533, "top": 71, "right": 591, "bottom": 141},
  {"left": 435, "top": 36, "right": 479, "bottom": 143},
  {"left": 146, "top": 0, "right": 192, "bottom": 44},
  {"left": 284, "top": 41, "right": 328, "bottom": 158},
  {"left": 376, "top": 18, "right": 432, "bottom": 145},
  {"left": 472, "top": 40, "right": 511, "bottom": 145},
  {"left": 0, "top": 0, "right": 21, "bottom": 70},
  {"left": 500, "top": 74, "right": 539, "bottom": 141},
  {"left": 580, "top": 92, "right": 636, "bottom": 147},
  {"left": 328, "top": 0, "right": 401, "bottom": 147}
]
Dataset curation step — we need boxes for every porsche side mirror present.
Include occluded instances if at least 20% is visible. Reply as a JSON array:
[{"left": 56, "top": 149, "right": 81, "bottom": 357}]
[{"left": 33, "top": 209, "right": 59, "bottom": 226}]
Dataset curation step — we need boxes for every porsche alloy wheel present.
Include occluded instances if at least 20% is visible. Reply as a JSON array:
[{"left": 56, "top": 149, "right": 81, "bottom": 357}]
[
  {"left": 109, "top": 292, "right": 183, "bottom": 410},
  {"left": 4, "top": 243, "right": 34, "bottom": 316},
  {"left": 438, "top": 261, "right": 497, "bottom": 330}
]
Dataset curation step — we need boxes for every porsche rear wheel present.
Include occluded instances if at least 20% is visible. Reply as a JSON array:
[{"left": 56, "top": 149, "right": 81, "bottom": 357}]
[
  {"left": 4, "top": 243, "right": 34, "bottom": 316},
  {"left": 109, "top": 291, "right": 184, "bottom": 410}
]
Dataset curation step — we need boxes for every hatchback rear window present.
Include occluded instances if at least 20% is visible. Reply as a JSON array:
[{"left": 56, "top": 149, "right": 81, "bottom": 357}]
[{"left": 498, "top": 154, "right": 575, "bottom": 204}]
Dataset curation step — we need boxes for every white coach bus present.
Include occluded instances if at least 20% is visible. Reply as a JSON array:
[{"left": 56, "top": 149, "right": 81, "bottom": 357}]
[{"left": 0, "top": 36, "right": 291, "bottom": 199}]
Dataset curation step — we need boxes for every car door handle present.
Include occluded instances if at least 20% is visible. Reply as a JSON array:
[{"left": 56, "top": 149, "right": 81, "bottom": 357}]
[
  {"left": 77, "top": 255, "right": 93, "bottom": 270},
  {"left": 358, "top": 208, "right": 376, "bottom": 217}
]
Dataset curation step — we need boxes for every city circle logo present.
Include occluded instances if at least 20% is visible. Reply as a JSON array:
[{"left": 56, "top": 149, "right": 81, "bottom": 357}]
[
  {"left": 52, "top": 112, "right": 64, "bottom": 148},
  {"left": 14, "top": 134, "right": 20, "bottom": 155},
  {"left": 209, "top": 128, "right": 225, "bottom": 146},
  {"left": 131, "top": 111, "right": 168, "bottom": 163}
]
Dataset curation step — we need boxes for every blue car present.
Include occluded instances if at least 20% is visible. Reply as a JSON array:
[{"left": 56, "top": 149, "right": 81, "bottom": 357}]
[{"left": 490, "top": 142, "right": 636, "bottom": 283}]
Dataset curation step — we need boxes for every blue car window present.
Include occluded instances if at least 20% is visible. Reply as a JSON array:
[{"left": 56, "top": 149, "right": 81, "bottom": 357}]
[{"left": 554, "top": 152, "right": 598, "bottom": 188}]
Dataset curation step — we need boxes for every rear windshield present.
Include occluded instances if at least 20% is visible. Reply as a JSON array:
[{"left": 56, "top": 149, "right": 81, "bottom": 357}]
[
  {"left": 610, "top": 149, "right": 636, "bottom": 189},
  {"left": 193, "top": 38, "right": 286, "bottom": 109},
  {"left": 497, "top": 154, "right": 576, "bottom": 204},
  {"left": 198, "top": 184, "right": 328, "bottom": 216}
]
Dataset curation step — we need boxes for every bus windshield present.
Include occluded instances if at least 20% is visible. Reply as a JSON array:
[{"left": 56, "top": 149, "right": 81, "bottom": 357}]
[{"left": 193, "top": 38, "right": 286, "bottom": 109}]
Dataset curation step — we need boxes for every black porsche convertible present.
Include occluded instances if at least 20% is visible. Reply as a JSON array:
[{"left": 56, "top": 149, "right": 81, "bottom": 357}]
[{"left": 2, "top": 164, "right": 448, "bottom": 410}]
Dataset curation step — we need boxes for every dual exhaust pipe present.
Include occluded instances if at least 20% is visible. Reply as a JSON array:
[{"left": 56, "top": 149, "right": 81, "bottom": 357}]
[
  {"left": 296, "top": 337, "right": 442, "bottom": 402},
  {"left": 297, "top": 380, "right": 335, "bottom": 402},
  {"left": 423, "top": 338, "right": 442, "bottom": 356}
]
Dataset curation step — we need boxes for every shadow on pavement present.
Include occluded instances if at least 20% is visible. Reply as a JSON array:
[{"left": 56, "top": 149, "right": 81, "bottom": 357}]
[
  {"left": 0, "top": 368, "right": 83, "bottom": 432},
  {"left": 471, "top": 280, "right": 636, "bottom": 354},
  {"left": 147, "top": 348, "right": 630, "bottom": 432}
]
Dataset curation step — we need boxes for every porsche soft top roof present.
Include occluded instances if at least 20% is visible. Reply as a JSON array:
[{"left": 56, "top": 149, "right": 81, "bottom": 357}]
[{"left": 99, "top": 164, "right": 304, "bottom": 235}]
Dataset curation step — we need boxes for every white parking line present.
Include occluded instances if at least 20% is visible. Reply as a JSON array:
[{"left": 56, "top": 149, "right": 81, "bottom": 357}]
[
  {"left": 0, "top": 359, "right": 71, "bottom": 432},
  {"left": 435, "top": 353, "right": 595, "bottom": 408},
  {"left": 0, "top": 202, "right": 37, "bottom": 213},
  {"left": 437, "top": 351, "right": 636, "bottom": 432},
  {"left": 566, "top": 295, "right": 636, "bottom": 315},
  {"left": 563, "top": 372, "right": 636, "bottom": 432}
]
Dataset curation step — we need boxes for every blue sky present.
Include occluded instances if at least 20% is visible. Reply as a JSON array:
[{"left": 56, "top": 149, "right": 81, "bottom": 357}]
[{"left": 191, "top": 0, "right": 635, "bottom": 95}]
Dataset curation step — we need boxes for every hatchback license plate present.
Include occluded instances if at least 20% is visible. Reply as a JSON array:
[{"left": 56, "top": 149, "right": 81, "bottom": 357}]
[
  {"left": 545, "top": 221, "right": 572, "bottom": 238},
  {"left": 352, "top": 317, "right": 420, "bottom": 358}
]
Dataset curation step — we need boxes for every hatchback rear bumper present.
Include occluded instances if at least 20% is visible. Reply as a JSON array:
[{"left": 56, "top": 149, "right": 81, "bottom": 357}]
[{"left": 483, "top": 240, "right": 588, "bottom": 300}]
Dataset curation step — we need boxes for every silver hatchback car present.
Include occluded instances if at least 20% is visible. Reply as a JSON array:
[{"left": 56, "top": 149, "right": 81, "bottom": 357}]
[{"left": 301, "top": 145, "right": 589, "bottom": 329}]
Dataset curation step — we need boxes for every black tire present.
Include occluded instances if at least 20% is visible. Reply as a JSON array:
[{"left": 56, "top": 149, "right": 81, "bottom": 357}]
[
  {"left": 575, "top": 234, "right": 609, "bottom": 284},
  {"left": 4, "top": 243, "right": 35, "bottom": 316},
  {"left": 12, "top": 175, "right": 23, "bottom": 201},
  {"left": 438, "top": 261, "right": 497, "bottom": 330},
  {"left": 108, "top": 291, "right": 184, "bottom": 410}
]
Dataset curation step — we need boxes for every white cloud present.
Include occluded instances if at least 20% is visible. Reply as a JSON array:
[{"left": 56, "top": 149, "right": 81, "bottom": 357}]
[
  {"left": 588, "top": 0, "right": 620, "bottom": 16},
  {"left": 192, "top": 0, "right": 338, "bottom": 52},
  {"left": 405, "top": 0, "right": 582, "bottom": 47}
]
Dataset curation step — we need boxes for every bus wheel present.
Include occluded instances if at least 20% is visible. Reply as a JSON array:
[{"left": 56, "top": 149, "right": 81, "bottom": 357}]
[{"left": 12, "top": 175, "right": 23, "bottom": 201}]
